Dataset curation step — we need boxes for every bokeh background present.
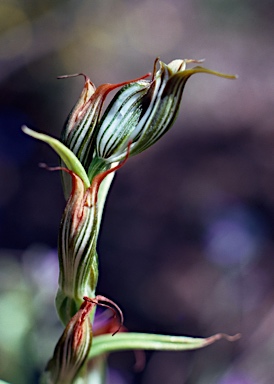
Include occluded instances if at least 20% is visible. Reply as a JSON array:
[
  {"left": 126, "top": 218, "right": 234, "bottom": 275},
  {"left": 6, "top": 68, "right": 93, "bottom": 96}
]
[{"left": 1, "top": 0, "right": 274, "bottom": 383}]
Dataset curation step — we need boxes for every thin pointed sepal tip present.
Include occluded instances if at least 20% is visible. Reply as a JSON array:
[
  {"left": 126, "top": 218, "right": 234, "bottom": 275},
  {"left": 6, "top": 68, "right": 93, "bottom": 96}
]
[
  {"left": 57, "top": 73, "right": 88, "bottom": 80},
  {"left": 38, "top": 162, "right": 47, "bottom": 169},
  {"left": 21, "top": 124, "right": 29, "bottom": 133},
  {"left": 21, "top": 126, "right": 43, "bottom": 139},
  {"left": 38, "top": 163, "right": 63, "bottom": 172},
  {"left": 21, "top": 125, "right": 37, "bottom": 137}
]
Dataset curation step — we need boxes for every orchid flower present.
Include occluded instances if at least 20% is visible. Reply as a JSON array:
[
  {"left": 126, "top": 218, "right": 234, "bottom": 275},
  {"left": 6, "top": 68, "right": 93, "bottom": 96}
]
[
  {"left": 43, "top": 296, "right": 123, "bottom": 384},
  {"left": 95, "top": 58, "right": 236, "bottom": 163},
  {"left": 21, "top": 57, "right": 239, "bottom": 384}
]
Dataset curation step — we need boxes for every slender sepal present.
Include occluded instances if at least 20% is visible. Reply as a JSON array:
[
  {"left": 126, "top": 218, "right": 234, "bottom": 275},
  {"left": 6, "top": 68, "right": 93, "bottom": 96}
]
[
  {"left": 89, "top": 332, "right": 241, "bottom": 359},
  {"left": 22, "top": 126, "right": 90, "bottom": 189}
]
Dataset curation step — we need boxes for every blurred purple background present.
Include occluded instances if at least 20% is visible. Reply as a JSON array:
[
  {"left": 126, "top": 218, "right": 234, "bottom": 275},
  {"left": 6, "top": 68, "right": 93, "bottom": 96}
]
[{"left": 1, "top": 1, "right": 274, "bottom": 383}]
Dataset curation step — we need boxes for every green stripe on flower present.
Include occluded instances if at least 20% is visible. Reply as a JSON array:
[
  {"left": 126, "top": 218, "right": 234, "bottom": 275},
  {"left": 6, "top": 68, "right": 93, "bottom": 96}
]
[
  {"left": 56, "top": 149, "right": 131, "bottom": 324},
  {"left": 95, "top": 58, "right": 236, "bottom": 163},
  {"left": 60, "top": 73, "right": 150, "bottom": 172},
  {"left": 56, "top": 168, "right": 99, "bottom": 324},
  {"left": 96, "top": 81, "right": 150, "bottom": 159},
  {"left": 43, "top": 296, "right": 124, "bottom": 384}
]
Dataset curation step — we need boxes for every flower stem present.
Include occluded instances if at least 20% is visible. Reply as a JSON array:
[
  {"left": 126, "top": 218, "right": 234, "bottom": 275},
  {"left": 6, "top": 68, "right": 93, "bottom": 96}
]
[{"left": 86, "top": 355, "right": 107, "bottom": 384}]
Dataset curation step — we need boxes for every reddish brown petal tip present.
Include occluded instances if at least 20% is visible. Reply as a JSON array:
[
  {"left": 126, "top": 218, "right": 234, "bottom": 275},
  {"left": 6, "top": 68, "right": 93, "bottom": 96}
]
[{"left": 203, "top": 332, "right": 241, "bottom": 347}]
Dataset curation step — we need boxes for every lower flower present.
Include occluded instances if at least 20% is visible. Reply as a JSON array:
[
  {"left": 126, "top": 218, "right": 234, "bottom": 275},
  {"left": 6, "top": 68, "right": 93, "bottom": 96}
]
[{"left": 42, "top": 296, "right": 123, "bottom": 384}]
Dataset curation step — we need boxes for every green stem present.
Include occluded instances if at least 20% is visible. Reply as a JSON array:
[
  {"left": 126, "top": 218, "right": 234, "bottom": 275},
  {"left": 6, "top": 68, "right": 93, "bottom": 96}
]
[
  {"left": 86, "top": 355, "right": 107, "bottom": 384},
  {"left": 88, "top": 157, "right": 117, "bottom": 233}
]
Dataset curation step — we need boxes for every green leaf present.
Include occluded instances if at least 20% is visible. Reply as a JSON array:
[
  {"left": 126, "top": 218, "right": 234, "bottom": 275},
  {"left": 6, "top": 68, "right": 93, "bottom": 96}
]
[
  {"left": 22, "top": 126, "right": 90, "bottom": 189},
  {"left": 89, "top": 332, "right": 240, "bottom": 359}
]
